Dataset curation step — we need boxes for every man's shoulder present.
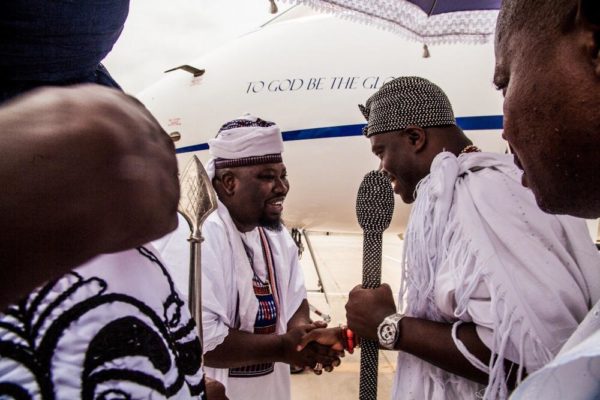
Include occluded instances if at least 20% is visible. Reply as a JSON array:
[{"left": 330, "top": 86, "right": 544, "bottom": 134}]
[
  {"left": 203, "top": 211, "right": 228, "bottom": 235},
  {"left": 457, "top": 151, "right": 522, "bottom": 185},
  {"left": 460, "top": 151, "right": 517, "bottom": 170},
  {"left": 201, "top": 212, "right": 234, "bottom": 254}
]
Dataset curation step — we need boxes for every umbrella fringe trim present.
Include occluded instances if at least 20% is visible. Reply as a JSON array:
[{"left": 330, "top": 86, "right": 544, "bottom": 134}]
[{"left": 280, "top": 0, "right": 499, "bottom": 45}]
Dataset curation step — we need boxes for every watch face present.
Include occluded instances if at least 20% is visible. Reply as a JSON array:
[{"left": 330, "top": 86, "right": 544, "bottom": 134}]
[{"left": 379, "top": 322, "right": 397, "bottom": 345}]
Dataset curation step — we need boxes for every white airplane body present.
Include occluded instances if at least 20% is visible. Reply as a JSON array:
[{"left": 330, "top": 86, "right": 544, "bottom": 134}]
[{"left": 138, "top": 6, "right": 599, "bottom": 240}]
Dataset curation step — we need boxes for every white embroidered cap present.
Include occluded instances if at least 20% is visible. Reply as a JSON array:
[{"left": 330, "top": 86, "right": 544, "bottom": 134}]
[{"left": 208, "top": 114, "right": 283, "bottom": 163}]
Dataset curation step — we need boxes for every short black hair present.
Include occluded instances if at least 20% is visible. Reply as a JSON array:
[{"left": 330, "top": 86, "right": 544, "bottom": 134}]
[{"left": 496, "top": 0, "right": 577, "bottom": 46}]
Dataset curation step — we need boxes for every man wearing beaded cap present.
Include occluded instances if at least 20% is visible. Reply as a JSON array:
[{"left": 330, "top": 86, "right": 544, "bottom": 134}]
[
  {"left": 344, "top": 77, "right": 600, "bottom": 399},
  {"left": 199, "top": 114, "right": 341, "bottom": 400}
]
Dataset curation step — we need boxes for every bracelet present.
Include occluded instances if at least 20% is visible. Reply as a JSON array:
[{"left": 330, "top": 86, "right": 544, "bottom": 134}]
[{"left": 340, "top": 324, "right": 360, "bottom": 354}]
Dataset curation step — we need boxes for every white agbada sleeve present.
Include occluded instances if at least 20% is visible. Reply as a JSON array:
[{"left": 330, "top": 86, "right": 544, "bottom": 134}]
[
  {"left": 444, "top": 162, "right": 599, "bottom": 373},
  {"left": 200, "top": 216, "right": 236, "bottom": 353},
  {"left": 396, "top": 152, "right": 600, "bottom": 400},
  {"left": 509, "top": 299, "right": 600, "bottom": 400}
]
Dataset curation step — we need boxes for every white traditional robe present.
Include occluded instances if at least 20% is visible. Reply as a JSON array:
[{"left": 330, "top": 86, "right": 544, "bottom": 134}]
[
  {"left": 509, "top": 299, "right": 600, "bottom": 399},
  {"left": 152, "top": 213, "right": 195, "bottom": 305},
  {"left": 200, "top": 202, "right": 306, "bottom": 400},
  {"left": 393, "top": 152, "right": 600, "bottom": 400},
  {"left": 0, "top": 245, "right": 205, "bottom": 399}
]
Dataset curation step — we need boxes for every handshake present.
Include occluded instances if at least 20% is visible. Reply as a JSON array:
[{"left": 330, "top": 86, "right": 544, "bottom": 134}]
[
  {"left": 282, "top": 283, "right": 397, "bottom": 374},
  {"left": 283, "top": 322, "right": 356, "bottom": 375}
]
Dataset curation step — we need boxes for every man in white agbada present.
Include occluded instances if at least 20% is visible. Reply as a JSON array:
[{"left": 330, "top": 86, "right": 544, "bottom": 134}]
[
  {"left": 344, "top": 77, "right": 600, "bottom": 399},
  {"left": 492, "top": 1, "right": 600, "bottom": 398},
  {"left": 197, "top": 115, "right": 341, "bottom": 400}
]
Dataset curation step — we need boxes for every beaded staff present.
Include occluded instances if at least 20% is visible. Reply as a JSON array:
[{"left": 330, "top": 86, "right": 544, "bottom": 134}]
[{"left": 355, "top": 170, "right": 395, "bottom": 400}]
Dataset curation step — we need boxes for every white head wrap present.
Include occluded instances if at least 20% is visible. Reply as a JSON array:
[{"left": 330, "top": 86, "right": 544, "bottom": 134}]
[{"left": 206, "top": 114, "right": 283, "bottom": 179}]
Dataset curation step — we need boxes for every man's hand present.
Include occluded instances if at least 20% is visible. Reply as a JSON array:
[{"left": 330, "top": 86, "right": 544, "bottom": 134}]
[
  {"left": 296, "top": 327, "right": 345, "bottom": 352},
  {"left": 0, "top": 85, "right": 179, "bottom": 309},
  {"left": 281, "top": 323, "right": 341, "bottom": 370},
  {"left": 295, "top": 326, "right": 345, "bottom": 373},
  {"left": 205, "top": 377, "right": 228, "bottom": 400},
  {"left": 345, "top": 283, "right": 397, "bottom": 341}
]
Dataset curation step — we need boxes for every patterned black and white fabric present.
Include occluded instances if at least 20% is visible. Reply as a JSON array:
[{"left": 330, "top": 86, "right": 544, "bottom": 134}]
[
  {"left": 359, "top": 76, "right": 456, "bottom": 137},
  {"left": 0, "top": 246, "right": 205, "bottom": 399}
]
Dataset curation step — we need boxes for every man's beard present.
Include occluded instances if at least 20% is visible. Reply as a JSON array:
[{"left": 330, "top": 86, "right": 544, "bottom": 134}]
[{"left": 259, "top": 213, "right": 283, "bottom": 231}]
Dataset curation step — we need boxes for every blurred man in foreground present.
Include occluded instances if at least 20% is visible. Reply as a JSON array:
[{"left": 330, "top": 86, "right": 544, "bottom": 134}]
[{"left": 494, "top": 0, "right": 600, "bottom": 398}]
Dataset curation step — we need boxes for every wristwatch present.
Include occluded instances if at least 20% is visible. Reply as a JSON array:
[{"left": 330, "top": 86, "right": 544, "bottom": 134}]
[{"left": 377, "top": 313, "right": 405, "bottom": 350}]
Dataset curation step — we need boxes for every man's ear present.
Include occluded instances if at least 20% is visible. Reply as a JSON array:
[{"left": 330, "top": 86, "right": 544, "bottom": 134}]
[
  {"left": 403, "top": 126, "right": 427, "bottom": 153},
  {"left": 214, "top": 171, "right": 237, "bottom": 197},
  {"left": 577, "top": 0, "right": 600, "bottom": 76}
]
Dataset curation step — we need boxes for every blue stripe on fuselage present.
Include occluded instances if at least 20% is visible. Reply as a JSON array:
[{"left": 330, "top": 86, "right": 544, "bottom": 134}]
[{"left": 175, "top": 114, "right": 503, "bottom": 154}]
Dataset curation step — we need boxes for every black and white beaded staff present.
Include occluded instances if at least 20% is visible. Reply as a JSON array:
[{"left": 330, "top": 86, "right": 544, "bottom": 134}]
[{"left": 355, "top": 170, "right": 395, "bottom": 400}]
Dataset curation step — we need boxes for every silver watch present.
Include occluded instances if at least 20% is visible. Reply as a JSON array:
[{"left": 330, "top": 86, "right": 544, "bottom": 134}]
[{"left": 377, "top": 313, "right": 404, "bottom": 350}]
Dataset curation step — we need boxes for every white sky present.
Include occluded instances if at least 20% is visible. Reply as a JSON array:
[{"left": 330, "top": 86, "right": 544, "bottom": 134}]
[{"left": 103, "top": 0, "right": 292, "bottom": 94}]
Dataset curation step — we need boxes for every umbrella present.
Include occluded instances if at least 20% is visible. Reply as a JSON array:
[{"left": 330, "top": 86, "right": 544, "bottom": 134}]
[{"left": 276, "top": 0, "right": 502, "bottom": 45}]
